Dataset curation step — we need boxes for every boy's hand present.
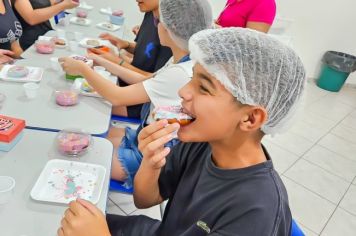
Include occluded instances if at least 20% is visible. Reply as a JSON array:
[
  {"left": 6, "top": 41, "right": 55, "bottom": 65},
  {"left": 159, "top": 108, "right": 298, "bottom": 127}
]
[
  {"left": 138, "top": 120, "right": 180, "bottom": 170},
  {"left": 59, "top": 57, "right": 88, "bottom": 76},
  {"left": 57, "top": 199, "right": 111, "bottom": 236}
]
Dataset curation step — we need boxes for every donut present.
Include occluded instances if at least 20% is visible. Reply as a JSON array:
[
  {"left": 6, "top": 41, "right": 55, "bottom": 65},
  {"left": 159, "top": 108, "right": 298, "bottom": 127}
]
[
  {"left": 7, "top": 66, "right": 29, "bottom": 78},
  {"left": 86, "top": 39, "right": 100, "bottom": 47},
  {"left": 76, "top": 10, "right": 87, "bottom": 18},
  {"left": 56, "top": 90, "right": 79, "bottom": 106},
  {"left": 57, "top": 132, "right": 90, "bottom": 156},
  {"left": 35, "top": 41, "right": 55, "bottom": 54},
  {"left": 153, "top": 106, "right": 194, "bottom": 126}
]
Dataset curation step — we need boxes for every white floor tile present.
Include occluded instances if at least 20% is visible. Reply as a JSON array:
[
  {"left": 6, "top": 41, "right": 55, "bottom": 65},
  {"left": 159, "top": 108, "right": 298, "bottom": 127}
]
[
  {"left": 339, "top": 185, "right": 356, "bottom": 216},
  {"left": 303, "top": 145, "right": 356, "bottom": 182},
  {"left": 265, "top": 132, "right": 315, "bottom": 156},
  {"left": 262, "top": 140, "right": 299, "bottom": 173},
  {"left": 319, "top": 91, "right": 356, "bottom": 109},
  {"left": 306, "top": 97, "right": 354, "bottom": 122},
  {"left": 284, "top": 160, "right": 349, "bottom": 204},
  {"left": 318, "top": 134, "right": 356, "bottom": 162},
  {"left": 108, "top": 192, "right": 137, "bottom": 215},
  {"left": 106, "top": 199, "right": 127, "bottom": 216},
  {"left": 290, "top": 119, "right": 330, "bottom": 142},
  {"left": 130, "top": 205, "right": 162, "bottom": 221},
  {"left": 353, "top": 178, "right": 356, "bottom": 186},
  {"left": 281, "top": 177, "right": 336, "bottom": 233},
  {"left": 299, "top": 111, "right": 338, "bottom": 132},
  {"left": 304, "top": 82, "right": 328, "bottom": 105},
  {"left": 331, "top": 124, "right": 356, "bottom": 145},
  {"left": 321, "top": 208, "right": 356, "bottom": 236},
  {"left": 340, "top": 115, "right": 356, "bottom": 131},
  {"left": 349, "top": 110, "right": 356, "bottom": 118},
  {"left": 297, "top": 222, "right": 319, "bottom": 236}
]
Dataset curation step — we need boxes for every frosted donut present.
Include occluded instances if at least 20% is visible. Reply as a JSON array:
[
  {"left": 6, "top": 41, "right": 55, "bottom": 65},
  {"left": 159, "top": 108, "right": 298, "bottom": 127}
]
[
  {"left": 112, "top": 10, "right": 124, "bottom": 17},
  {"left": 7, "top": 66, "right": 29, "bottom": 78},
  {"left": 153, "top": 106, "right": 194, "bottom": 126}
]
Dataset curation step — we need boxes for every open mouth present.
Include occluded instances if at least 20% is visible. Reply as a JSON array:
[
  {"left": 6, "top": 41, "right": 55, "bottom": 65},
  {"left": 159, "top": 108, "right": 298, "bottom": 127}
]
[{"left": 153, "top": 106, "right": 196, "bottom": 126}]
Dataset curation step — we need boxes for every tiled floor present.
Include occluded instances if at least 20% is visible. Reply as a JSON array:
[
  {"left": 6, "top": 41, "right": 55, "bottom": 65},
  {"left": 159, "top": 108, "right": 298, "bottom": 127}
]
[{"left": 106, "top": 82, "right": 356, "bottom": 235}]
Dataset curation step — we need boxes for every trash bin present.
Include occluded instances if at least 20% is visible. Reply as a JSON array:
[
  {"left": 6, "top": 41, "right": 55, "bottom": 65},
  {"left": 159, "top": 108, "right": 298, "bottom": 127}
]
[{"left": 317, "top": 51, "right": 356, "bottom": 92}]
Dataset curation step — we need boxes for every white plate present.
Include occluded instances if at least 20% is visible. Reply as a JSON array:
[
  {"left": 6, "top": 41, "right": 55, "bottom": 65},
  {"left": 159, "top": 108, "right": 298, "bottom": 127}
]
[
  {"left": 70, "top": 16, "right": 91, "bottom": 26},
  {"left": 30, "top": 159, "right": 106, "bottom": 205},
  {"left": 0, "top": 65, "right": 43, "bottom": 83},
  {"left": 78, "top": 37, "right": 109, "bottom": 48},
  {"left": 76, "top": 77, "right": 116, "bottom": 98},
  {"left": 96, "top": 22, "right": 121, "bottom": 32},
  {"left": 38, "top": 36, "right": 67, "bottom": 49},
  {"left": 99, "top": 8, "right": 112, "bottom": 15}
]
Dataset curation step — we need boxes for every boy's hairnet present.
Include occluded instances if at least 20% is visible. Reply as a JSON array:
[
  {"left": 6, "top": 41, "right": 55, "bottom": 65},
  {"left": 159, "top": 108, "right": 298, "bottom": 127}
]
[
  {"left": 159, "top": 0, "right": 213, "bottom": 50},
  {"left": 189, "top": 28, "right": 306, "bottom": 135}
]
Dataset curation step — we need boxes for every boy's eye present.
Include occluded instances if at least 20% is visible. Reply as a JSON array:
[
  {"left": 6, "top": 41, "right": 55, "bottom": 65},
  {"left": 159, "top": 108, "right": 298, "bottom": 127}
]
[{"left": 199, "top": 85, "right": 209, "bottom": 93}]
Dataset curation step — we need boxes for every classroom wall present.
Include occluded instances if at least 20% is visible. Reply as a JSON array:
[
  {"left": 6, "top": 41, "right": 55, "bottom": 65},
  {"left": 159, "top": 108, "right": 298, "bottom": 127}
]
[{"left": 113, "top": 0, "right": 356, "bottom": 84}]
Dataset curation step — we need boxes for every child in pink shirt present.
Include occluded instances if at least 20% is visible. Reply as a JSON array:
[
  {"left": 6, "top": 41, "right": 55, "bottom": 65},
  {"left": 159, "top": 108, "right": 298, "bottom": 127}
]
[{"left": 217, "top": 0, "right": 276, "bottom": 32}]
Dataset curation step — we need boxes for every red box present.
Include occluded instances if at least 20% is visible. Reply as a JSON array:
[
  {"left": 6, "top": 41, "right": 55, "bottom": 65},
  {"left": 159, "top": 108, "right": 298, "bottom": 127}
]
[{"left": 0, "top": 115, "right": 25, "bottom": 143}]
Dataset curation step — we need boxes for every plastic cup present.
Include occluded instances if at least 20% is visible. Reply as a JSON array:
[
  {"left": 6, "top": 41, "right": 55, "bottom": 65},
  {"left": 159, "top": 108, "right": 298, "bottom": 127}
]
[
  {"left": 50, "top": 57, "right": 62, "bottom": 72},
  {"left": 74, "top": 32, "right": 84, "bottom": 41},
  {"left": 69, "top": 41, "right": 78, "bottom": 52},
  {"left": 0, "top": 176, "right": 15, "bottom": 205},
  {"left": 57, "top": 29, "right": 66, "bottom": 39},
  {"left": 23, "top": 82, "right": 40, "bottom": 99}
]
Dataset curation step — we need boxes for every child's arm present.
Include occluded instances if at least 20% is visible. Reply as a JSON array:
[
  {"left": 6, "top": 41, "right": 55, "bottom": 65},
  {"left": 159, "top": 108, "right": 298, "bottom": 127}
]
[
  {"left": 134, "top": 120, "right": 180, "bottom": 209},
  {"left": 87, "top": 53, "right": 150, "bottom": 84},
  {"left": 59, "top": 57, "right": 149, "bottom": 106}
]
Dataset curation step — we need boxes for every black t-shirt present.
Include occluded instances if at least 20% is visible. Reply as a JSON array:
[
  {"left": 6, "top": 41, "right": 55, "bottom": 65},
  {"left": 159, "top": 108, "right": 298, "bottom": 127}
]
[
  {"left": 132, "top": 12, "right": 172, "bottom": 73},
  {"left": 12, "top": 0, "right": 52, "bottom": 50},
  {"left": 157, "top": 142, "right": 292, "bottom": 236},
  {"left": 0, "top": 0, "right": 22, "bottom": 50}
]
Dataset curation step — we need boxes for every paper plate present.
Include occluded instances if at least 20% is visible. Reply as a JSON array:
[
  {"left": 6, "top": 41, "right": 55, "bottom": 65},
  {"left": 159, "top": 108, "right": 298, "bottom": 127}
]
[
  {"left": 30, "top": 159, "right": 106, "bottom": 204},
  {"left": 70, "top": 17, "right": 91, "bottom": 26},
  {"left": 96, "top": 22, "right": 121, "bottom": 32},
  {"left": 0, "top": 65, "right": 43, "bottom": 83},
  {"left": 78, "top": 38, "right": 109, "bottom": 49}
]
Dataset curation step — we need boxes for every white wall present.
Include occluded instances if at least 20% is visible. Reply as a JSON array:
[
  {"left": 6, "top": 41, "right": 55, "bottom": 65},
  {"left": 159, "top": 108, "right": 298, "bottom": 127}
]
[
  {"left": 114, "top": 0, "right": 356, "bottom": 84},
  {"left": 275, "top": 0, "right": 356, "bottom": 84}
]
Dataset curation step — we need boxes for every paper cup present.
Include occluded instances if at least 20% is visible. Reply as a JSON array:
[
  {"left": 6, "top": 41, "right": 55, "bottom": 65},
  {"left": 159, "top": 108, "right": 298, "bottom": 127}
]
[{"left": 0, "top": 176, "right": 15, "bottom": 205}]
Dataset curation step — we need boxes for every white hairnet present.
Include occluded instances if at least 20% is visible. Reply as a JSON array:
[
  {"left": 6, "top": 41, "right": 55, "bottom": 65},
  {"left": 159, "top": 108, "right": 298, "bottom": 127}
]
[
  {"left": 189, "top": 28, "right": 306, "bottom": 135},
  {"left": 159, "top": 0, "right": 213, "bottom": 50}
]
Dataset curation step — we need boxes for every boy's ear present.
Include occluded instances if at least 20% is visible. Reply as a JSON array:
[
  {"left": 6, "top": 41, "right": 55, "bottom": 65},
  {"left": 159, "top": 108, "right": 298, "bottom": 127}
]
[{"left": 239, "top": 106, "right": 268, "bottom": 132}]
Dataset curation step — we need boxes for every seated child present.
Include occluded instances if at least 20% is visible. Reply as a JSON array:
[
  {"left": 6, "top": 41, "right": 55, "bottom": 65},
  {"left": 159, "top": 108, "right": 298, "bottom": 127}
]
[
  {"left": 58, "top": 27, "right": 306, "bottom": 236},
  {"left": 59, "top": 0, "right": 213, "bottom": 188}
]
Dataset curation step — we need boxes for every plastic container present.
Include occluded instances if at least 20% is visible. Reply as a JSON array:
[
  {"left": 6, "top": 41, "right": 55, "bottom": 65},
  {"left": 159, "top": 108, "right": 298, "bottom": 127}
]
[
  {"left": 35, "top": 40, "right": 55, "bottom": 54},
  {"left": 0, "top": 131, "right": 23, "bottom": 152},
  {"left": 55, "top": 89, "right": 79, "bottom": 106},
  {"left": 56, "top": 129, "right": 92, "bottom": 156},
  {"left": 65, "top": 55, "right": 93, "bottom": 81},
  {"left": 110, "top": 11, "right": 125, "bottom": 25},
  {"left": 0, "top": 176, "right": 15, "bottom": 204},
  {"left": 50, "top": 57, "right": 62, "bottom": 72},
  {"left": 317, "top": 51, "right": 356, "bottom": 92}
]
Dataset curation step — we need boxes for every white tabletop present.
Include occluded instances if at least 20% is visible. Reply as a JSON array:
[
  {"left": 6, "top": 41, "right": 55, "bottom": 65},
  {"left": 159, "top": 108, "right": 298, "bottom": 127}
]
[
  {"left": 0, "top": 58, "right": 116, "bottom": 135},
  {"left": 0, "top": 129, "right": 113, "bottom": 236}
]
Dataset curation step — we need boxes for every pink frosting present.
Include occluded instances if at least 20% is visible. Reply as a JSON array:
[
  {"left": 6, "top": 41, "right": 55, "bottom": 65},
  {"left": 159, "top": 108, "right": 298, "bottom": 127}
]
[
  {"left": 112, "top": 10, "right": 124, "bottom": 16},
  {"left": 58, "top": 132, "right": 90, "bottom": 155},
  {"left": 76, "top": 10, "right": 87, "bottom": 18},
  {"left": 35, "top": 43, "right": 55, "bottom": 54},
  {"left": 56, "top": 91, "right": 78, "bottom": 106}
]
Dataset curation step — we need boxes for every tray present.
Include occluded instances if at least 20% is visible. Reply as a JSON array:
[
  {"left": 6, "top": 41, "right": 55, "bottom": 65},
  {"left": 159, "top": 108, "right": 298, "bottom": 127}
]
[
  {"left": 30, "top": 159, "right": 106, "bottom": 204},
  {"left": 78, "top": 38, "right": 110, "bottom": 49},
  {"left": 70, "top": 16, "right": 91, "bottom": 26},
  {"left": 96, "top": 22, "right": 121, "bottom": 32},
  {"left": 0, "top": 65, "right": 43, "bottom": 83}
]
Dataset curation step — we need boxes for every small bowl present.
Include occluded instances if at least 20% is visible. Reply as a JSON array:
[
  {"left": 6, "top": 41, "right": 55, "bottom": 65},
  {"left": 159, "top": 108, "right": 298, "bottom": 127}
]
[
  {"left": 56, "top": 130, "right": 92, "bottom": 156},
  {"left": 0, "top": 176, "right": 15, "bottom": 205},
  {"left": 35, "top": 40, "right": 55, "bottom": 54},
  {"left": 55, "top": 89, "right": 79, "bottom": 106},
  {"left": 109, "top": 15, "right": 125, "bottom": 25}
]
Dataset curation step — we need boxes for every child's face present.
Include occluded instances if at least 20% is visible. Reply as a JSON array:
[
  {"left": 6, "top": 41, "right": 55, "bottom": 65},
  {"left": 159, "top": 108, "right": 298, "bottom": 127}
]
[
  {"left": 136, "top": 0, "right": 159, "bottom": 12},
  {"left": 178, "top": 63, "right": 247, "bottom": 143}
]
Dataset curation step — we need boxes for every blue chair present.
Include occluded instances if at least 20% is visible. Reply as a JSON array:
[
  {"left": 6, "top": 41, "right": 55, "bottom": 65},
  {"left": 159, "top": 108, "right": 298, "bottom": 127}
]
[
  {"left": 109, "top": 115, "right": 141, "bottom": 194},
  {"left": 291, "top": 219, "right": 305, "bottom": 236}
]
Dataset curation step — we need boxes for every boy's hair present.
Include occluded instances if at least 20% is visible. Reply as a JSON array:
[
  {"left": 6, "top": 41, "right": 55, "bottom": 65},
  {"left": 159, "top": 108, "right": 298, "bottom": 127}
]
[{"left": 189, "top": 28, "right": 306, "bottom": 135}]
